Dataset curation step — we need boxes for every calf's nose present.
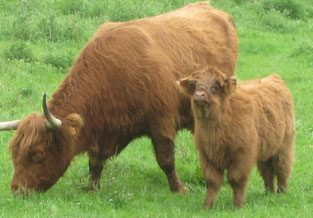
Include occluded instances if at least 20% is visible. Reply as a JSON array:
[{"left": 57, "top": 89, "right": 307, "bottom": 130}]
[{"left": 194, "top": 91, "right": 206, "bottom": 101}]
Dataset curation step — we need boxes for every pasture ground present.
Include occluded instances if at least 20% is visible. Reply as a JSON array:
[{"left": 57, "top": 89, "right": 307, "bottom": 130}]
[{"left": 0, "top": 0, "right": 312, "bottom": 217}]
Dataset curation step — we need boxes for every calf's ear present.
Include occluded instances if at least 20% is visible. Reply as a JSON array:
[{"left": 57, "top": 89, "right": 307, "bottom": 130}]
[
  {"left": 62, "top": 114, "right": 84, "bottom": 136},
  {"left": 177, "top": 77, "right": 196, "bottom": 97},
  {"left": 223, "top": 77, "right": 237, "bottom": 96}
]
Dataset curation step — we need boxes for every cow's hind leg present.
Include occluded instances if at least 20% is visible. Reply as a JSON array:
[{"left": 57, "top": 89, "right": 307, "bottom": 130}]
[
  {"left": 257, "top": 159, "right": 275, "bottom": 192},
  {"left": 149, "top": 121, "right": 186, "bottom": 194},
  {"left": 87, "top": 155, "right": 104, "bottom": 191}
]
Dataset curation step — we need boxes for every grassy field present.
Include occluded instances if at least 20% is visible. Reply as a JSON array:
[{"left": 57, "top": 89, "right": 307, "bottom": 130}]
[{"left": 0, "top": 0, "right": 313, "bottom": 217}]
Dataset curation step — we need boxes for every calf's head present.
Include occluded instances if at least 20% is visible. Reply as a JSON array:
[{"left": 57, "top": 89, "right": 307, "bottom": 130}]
[
  {"left": 178, "top": 67, "right": 236, "bottom": 120},
  {"left": 2, "top": 94, "right": 83, "bottom": 194}
]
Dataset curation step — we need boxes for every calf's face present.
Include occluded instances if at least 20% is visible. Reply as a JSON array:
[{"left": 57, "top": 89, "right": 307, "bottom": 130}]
[
  {"left": 9, "top": 113, "right": 83, "bottom": 194},
  {"left": 178, "top": 67, "right": 236, "bottom": 119}
]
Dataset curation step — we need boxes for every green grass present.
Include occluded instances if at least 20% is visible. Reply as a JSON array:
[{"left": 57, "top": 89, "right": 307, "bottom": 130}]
[{"left": 1, "top": 0, "right": 313, "bottom": 217}]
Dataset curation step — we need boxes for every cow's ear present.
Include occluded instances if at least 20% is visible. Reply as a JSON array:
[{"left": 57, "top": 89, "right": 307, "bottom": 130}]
[
  {"left": 62, "top": 114, "right": 84, "bottom": 136},
  {"left": 223, "top": 77, "right": 237, "bottom": 97},
  {"left": 177, "top": 77, "right": 197, "bottom": 97}
]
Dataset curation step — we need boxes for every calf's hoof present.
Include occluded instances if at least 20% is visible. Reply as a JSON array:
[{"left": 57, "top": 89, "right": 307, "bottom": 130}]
[
  {"left": 234, "top": 202, "right": 244, "bottom": 209},
  {"left": 203, "top": 202, "right": 213, "bottom": 210},
  {"left": 277, "top": 187, "right": 286, "bottom": 194}
]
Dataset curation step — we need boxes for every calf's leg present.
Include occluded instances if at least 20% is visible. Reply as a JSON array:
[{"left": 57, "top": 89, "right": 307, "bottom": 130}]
[
  {"left": 274, "top": 134, "right": 294, "bottom": 193},
  {"left": 199, "top": 153, "right": 223, "bottom": 209},
  {"left": 228, "top": 165, "right": 252, "bottom": 209},
  {"left": 274, "top": 150, "right": 294, "bottom": 193},
  {"left": 257, "top": 159, "right": 275, "bottom": 192}
]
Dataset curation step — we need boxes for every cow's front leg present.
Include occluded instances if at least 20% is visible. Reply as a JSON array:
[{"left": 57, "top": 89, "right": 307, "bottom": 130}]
[
  {"left": 87, "top": 155, "right": 104, "bottom": 190},
  {"left": 152, "top": 137, "right": 186, "bottom": 194},
  {"left": 150, "top": 123, "right": 186, "bottom": 194}
]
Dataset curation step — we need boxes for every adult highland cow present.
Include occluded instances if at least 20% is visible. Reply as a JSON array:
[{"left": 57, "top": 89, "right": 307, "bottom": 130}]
[{"left": 0, "top": 2, "right": 238, "bottom": 194}]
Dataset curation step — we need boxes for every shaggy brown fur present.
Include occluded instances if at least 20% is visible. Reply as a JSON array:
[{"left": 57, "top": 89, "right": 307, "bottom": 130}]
[
  {"left": 178, "top": 67, "right": 295, "bottom": 209},
  {"left": 8, "top": 2, "right": 238, "bottom": 194}
]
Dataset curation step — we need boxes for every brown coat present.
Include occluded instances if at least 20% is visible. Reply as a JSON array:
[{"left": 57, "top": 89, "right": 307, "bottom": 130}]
[
  {"left": 178, "top": 67, "right": 295, "bottom": 209},
  {"left": 7, "top": 2, "right": 238, "bottom": 194}
]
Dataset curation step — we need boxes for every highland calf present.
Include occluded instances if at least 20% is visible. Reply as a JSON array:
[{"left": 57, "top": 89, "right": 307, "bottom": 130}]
[
  {"left": 0, "top": 2, "right": 238, "bottom": 194},
  {"left": 178, "top": 67, "right": 295, "bottom": 209}
]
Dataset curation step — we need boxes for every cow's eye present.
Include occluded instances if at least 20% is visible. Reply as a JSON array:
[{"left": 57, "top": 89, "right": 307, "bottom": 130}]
[{"left": 32, "top": 152, "right": 44, "bottom": 163}]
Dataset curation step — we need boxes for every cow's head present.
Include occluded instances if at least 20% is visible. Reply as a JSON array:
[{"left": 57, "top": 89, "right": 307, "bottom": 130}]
[
  {"left": 0, "top": 94, "right": 83, "bottom": 194},
  {"left": 178, "top": 67, "right": 236, "bottom": 120}
]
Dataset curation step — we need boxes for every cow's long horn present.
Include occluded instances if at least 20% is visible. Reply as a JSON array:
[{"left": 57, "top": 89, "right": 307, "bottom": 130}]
[
  {"left": 0, "top": 120, "right": 20, "bottom": 131},
  {"left": 42, "top": 93, "right": 62, "bottom": 128}
]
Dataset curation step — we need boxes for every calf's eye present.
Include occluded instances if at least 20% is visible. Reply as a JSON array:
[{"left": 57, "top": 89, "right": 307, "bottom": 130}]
[{"left": 211, "top": 86, "right": 218, "bottom": 93}]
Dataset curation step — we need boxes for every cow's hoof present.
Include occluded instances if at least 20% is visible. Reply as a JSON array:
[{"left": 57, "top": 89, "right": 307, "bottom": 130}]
[
  {"left": 176, "top": 185, "right": 187, "bottom": 194},
  {"left": 78, "top": 185, "right": 99, "bottom": 193}
]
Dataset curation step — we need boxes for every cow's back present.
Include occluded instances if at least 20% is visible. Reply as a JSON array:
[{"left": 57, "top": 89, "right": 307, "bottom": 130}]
[
  {"left": 145, "top": 1, "right": 238, "bottom": 77},
  {"left": 94, "top": 1, "right": 238, "bottom": 78}
]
